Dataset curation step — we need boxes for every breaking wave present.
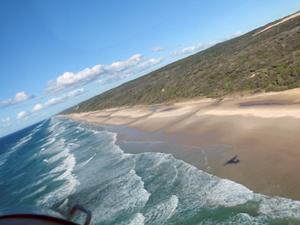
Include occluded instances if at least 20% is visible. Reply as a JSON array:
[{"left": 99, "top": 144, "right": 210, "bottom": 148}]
[{"left": 1, "top": 117, "right": 300, "bottom": 224}]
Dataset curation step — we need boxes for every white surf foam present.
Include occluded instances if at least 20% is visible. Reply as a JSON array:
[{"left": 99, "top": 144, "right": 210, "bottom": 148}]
[
  {"left": 0, "top": 159, "right": 7, "bottom": 166},
  {"left": 87, "top": 169, "right": 150, "bottom": 224},
  {"left": 116, "top": 213, "right": 145, "bottom": 225},
  {"left": 143, "top": 195, "right": 179, "bottom": 225},
  {"left": 0, "top": 132, "right": 33, "bottom": 165},
  {"left": 57, "top": 198, "right": 69, "bottom": 211},
  {"left": 11, "top": 133, "right": 32, "bottom": 150},
  {"left": 47, "top": 147, "right": 70, "bottom": 164},
  {"left": 46, "top": 118, "right": 60, "bottom": 132},
  {"left": 204, "top": 179, "right": 254, "bottom": 207},
  {"left": 36, "top": 178, "right": 79, "bottom": 208},
  {"left": 76, "top": 154, "right": 96, "bottom": 170},
  {"left": 53, "top": 153, "right": 77, "bottom": 182},
  {"left": 257, "top": 195, "right": 300, "bottom": 221},
  {"left": 21, "top": 186, "right": 47, "bottom": 200},
  {"left": 10, "top": 172, "right": 26, "bottom": 181},
  {"left": 41, "top": 137, "right": 56, "bottom": 148},
  {"left": 36, "top": 141, "right": 79, "bottom": 208},
  {"left": 13, "top": 173, "right": 57, "bottom": 195},
  {"left": 50, "top": 117, "right": 300, "bottom": 224}
]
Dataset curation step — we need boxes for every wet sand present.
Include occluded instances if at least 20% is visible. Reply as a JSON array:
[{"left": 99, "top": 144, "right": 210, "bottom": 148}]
[{"left": 58, "top": 89, "right": 300, "bottom": 200}]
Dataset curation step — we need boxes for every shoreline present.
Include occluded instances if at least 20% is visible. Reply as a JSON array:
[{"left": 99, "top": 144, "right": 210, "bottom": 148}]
[{"left": 58, "top": 89, "right": 300, "bottom": 200}]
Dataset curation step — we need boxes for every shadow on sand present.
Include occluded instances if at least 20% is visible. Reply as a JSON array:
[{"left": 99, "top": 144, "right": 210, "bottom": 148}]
[{"left": 224, "top": 155, "right": 240, "bottom": 166}]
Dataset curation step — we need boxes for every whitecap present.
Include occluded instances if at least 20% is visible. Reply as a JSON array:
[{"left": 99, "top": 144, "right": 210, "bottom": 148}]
[
  {"left": 76, "top": 154, "right": 96, "bottom": 170},
  {"left": 53, "top": 153, "right": 77, "bottom": 181},
  {"left": 116, "top": 213, "right": 145, "bottom": 225},
  {"left": 36, "top": 178, "right": 79, "bottom": 208},
  {"left": 41, "top": 137, "right": 56, "bottom": 148},
  {"left": 204, "top": 179, "right": 254, "bottom": 207},
  {"left": 143, "top": 195, "right": 178, "bottom": 225},
  {"left": 21, "top": 186, "right": 47, "bottom": 200},
  {"left": 0, "top": 159, "right": 7, "bottom": 166},
  {"left": 46, "top": 147, "right": 69, "bottom": 164},
  {"left": 11, "top": 133, "right": 32, "bottom": 151}
]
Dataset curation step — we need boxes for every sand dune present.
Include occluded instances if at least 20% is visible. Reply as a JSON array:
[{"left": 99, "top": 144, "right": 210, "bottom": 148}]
[{"left": 253, "top": 11, "right": 300, "bottom": 36}]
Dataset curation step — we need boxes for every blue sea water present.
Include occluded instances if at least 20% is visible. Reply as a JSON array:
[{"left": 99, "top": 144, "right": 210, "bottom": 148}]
[{"left": 1, "top": 117, "right": 300, "bottom": 224}]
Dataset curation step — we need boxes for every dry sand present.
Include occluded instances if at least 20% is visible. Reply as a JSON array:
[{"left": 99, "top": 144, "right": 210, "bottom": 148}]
[
  {"left": 253, "top": 11, "right": 300, "bottom": 36},
  {"left": 58, "top": 89, "right": 300, "bottom": 200}
]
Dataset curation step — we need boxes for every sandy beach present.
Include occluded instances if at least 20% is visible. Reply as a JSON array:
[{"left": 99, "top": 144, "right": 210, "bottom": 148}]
[{"left": 58, "top": 89, "right": 300, "bottom": 200}]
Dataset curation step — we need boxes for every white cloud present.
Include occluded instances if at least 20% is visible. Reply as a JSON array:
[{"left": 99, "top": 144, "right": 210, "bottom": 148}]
[
  {"left": 1, "top": 92, "right": 35, "bottom": 108},
  {"left": 13, "top": 104, "right": 30, "bottom": 109},
  {"left": 1, "top": 117, "right": 11, "bottom": 123},
  {"left": 0, "top": 88, "right": 86, "bottom": 127},
  {"left": 32, "top": 104, "right": 43, "bottom": 112},
  {"left": 98, "top": 57, "right": 164, "bottom": 85},
  {"left": 0, "top": 122, "right": 13, "bottom": 131},
  {"left": 170, "top": 31, "right": 243, "bottom": 57},
  {"left": 17, "top": 111, "right": 29, "bottom": 119},
  {"left": 226, "top": 31, "right": 242, "bottom": 40},
  {"left": 5, "top": 111, "right": 31, "bottom": 123},
  {"left": 151, "top": 46, "right": 168, "bottom": 52},
  {"left": 32, "top": 88, "right": 86, "bottom": 112},
  {"left": 44, "top": 54, "right": 151, "bottom": 95},
  {"left": 136, "top": 57, "right": 164, "bottom": 71},
  {"left": 169, "top": 41, "right": 218, "bottom": 57}
]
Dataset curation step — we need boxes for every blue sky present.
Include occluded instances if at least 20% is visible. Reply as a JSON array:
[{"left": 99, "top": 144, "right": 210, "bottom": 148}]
[{"left": 1, "top": 0, "right": 300, "bottom": 137}]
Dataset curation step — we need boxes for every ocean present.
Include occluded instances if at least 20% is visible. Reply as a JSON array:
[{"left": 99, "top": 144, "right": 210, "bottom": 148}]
[{"left": 1, "top": 117, "right": 300, "bottom": 224}]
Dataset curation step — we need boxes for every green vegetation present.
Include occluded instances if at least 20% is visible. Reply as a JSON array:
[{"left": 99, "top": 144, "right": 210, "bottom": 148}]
[{"left": 60, "top": 12, "right": 300, "bottom": 114}]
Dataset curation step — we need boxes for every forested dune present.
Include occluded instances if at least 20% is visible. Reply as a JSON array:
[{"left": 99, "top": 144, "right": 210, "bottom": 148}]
[{"left": 61, "top": 11, "right": 300, "bottom": 114}]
